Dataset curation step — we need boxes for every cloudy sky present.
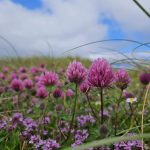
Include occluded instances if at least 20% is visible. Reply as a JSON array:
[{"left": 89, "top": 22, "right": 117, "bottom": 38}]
[{"left": 0, "top": 0, "right": 149, "bottom": 60}]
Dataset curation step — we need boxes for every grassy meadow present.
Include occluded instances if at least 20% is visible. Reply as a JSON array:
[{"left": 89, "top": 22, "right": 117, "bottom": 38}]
[{"left": 0, "top": 56, "right": 149, "bottom": 150}]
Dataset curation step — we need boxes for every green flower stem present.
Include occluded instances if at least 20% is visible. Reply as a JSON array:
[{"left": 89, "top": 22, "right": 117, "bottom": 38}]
[
  {"left": 99, "top": 88, "right": 104, "bottom": 125},
  {"left": 86, "top": 93, "right": 100, "bottom": 123},
  {"left": 114, "top": 89, "right": 123, "bottom": 136},
  {"left": 38, "top": 92, "right": 50, "bottom": 134},
  {"left": 64, "top": 83, "right": 78, "bottom": 143},
  {"left": 129, "top": 103, "right": 139, "bottom": 126},
  {"left": 56, "top": 111, "right": 67, "bottom": 141}
]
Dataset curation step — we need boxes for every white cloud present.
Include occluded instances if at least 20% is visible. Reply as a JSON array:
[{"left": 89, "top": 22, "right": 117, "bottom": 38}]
[
  {"left": 0, "top": 0, "right": 149, "bottom": 59},
  {"left": 100, "top": 0, "right": 150, "bottom": 36}
]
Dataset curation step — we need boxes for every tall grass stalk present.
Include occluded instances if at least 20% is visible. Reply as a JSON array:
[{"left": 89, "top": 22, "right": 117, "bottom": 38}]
[
  {"left": 64, "top": 133, "right": 150, "bottom": 150},
  {"left": 141, "top": 83, "right": 150, "bottom": 150}
]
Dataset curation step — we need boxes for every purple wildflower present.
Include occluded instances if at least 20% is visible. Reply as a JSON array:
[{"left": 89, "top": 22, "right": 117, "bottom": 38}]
[
  {"left": 123, "top": 91, "right": 135, "bottom": 99},
  {"left": 140, "top": 73, "right": 150, "bottom": 85},
  {"left": 29, "top": 135, "right": 41, "bottom": 144},
  {"left": 88, "top": 58, "right": 114, "bottom": 88},
  {"left": 36, "top": 87, "right": 48, "bottom": 98},
  {"left": 40, "top": 71, "right": 59, "bottom": 86},
  {"left": 77, "top": 115, "right": 95, "bottom": 127},
  {"left": 43, "top": 130, "right": 48, "bottom": 135},
  {"left": 114, "top": 69, "right": 131, "bottom": 90},
  {"left": 71, "top": 129, "right": 89, "bottom": 147},
  {"left": 40, "top": 64, "right": 45, "bottom": 68},
  {"left": 20, "top": 130, "right": 31, "bottom": 139},
  {"left": 42, "top": 116, "right": 50, "bottom": 125},
  {"left": 0, "top": 120, "right": 7, "bottom": 130},
  {"left": 66, "top": 60, "right": 87, "bottom": 84},
  {"left": 114, "top": 133, "right": 143, "bottom": 150},
  {"left": 66, "top": 89, "right": 74, "bottom": 97},
  {"left": 34, "top": 76, "right": 41, "bottom": 82},
  {"left": 29, "top": 135, "right": 44, "bottom": 149},
  {"left": 10, "top": 79, "right": 24, "bottom": 91},
  {"left": 53, "top": 88, "right": 63, "bottom": 98},
  {"left": 19, "top": 67, "right": 27, "bottom": 73},
  {"left": 8, "top": 123, "right": 17, "bottom": 132},
  {"left": 42, "top": 139, "right": 60, "bottom": 150},
  {"left": 79, "top": 81, "right": 90, "bottom": 93},
  {"left": 20, "top": 73, "right": 28, "bottom": 80},
  {"left": 58, "top": 120, "right": 69, "bottom": 133},
  {"left": 23, "top": 79, "right": 33, "bottom": 89},
  {"left": 10, "top": 72, "right": 18, "bottom": 80},
  {"left": 12, "top": 113, "right": 23, "bottom": 124},
  {"left": 30, "top": 67, "right": 39, "bottom": 74},
  {"left": 23, "top": 118, "right": 37, "bottom": 131}
]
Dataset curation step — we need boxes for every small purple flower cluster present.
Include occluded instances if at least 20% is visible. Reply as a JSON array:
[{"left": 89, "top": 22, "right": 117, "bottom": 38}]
[
  {"left": 0, "top": 113, "right": 36, "bottom": 134},
  {"left": 114, "top": 133, "right": 143, "bottom": 150},
  {"left": 23, "top": 118, "right": 38, "bottom": 132},
  {"left": 29, "top": 135, "right": 60, "bottom": 150},
  {"left": 41, "top": 116, "right": 50, "bottom": 125},
  {"left": 71, "top": 129, "right": 89, "bottom": 147},
  {"left": 0, "top": 120, "right": 7, "bottom": 129},
  {"left": 77, "top": 115, "right": 95, "bottom": 127},
  {"left": 42, "top": 139, "right": 60, "bottom": 150},
  {"left": 58, "top": 120, "right": 70, "bottom": 133},
  {"left": 0, "top": 113, "right": 59, "bottom": 150},
  {"left": 12, "top": 113, "right": 23, "bottom": 124}
]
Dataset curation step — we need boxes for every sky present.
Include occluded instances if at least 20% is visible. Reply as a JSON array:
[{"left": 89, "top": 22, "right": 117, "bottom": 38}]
[{"left": 0, "top": 0, "right": 149, "bottom": 61}]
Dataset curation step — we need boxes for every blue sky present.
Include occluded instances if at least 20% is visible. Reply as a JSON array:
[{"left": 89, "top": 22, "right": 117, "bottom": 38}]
[
  {"left": 0, "top": 0, "right": 149, "bottom": 60},
  {"left": 12, "top": 0, "right": 42, "bottom": 9}
]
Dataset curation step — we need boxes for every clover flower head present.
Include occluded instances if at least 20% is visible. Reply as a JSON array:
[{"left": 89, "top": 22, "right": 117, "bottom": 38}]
[
  {"left": 11, "top": 79, "right": 24, "bottom": 91},
  {"left": 88, "top": 58, "right": 114, "bottom": 88},
  {"left": 36, "top": 87, "right": 48, "bottom": 98},
  {"left": 140, "top": 73, "right": 150, "bottom": 85},
  {"left": 40, "top": 71, "right": 59, "bottom": 86},
  {"left": 23, "top": 79, "right": 33, "bottom": 89},
  {"left": 114, "top": 69, "right": 131, "bottom": 90},
  {"left": 66, "top": 89, "right": 74, "bottom": 97},
  {"left": 66, "top": 60, "right": 87, "bottom": 84},
  {"left": 79, "top": 80, "right": 90, "bottom": 93}
]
